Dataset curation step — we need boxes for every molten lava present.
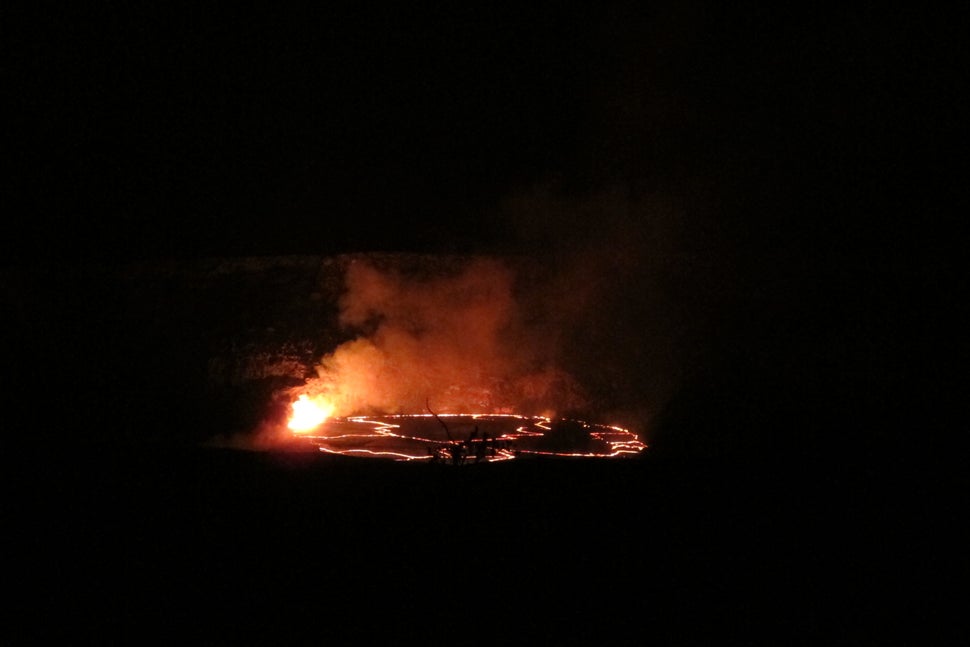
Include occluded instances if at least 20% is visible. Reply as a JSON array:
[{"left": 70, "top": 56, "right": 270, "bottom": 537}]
[
  {"left": 287, "top": 394, "right": 334, "bottom": 432},
  {"left": 284, "top": 395, "right": 646, "bottom": 463}
]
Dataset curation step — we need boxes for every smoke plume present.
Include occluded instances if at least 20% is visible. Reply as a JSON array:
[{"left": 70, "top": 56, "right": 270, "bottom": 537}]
[{"left": 296, "top": 255, "right": 587, "bottom": 417}]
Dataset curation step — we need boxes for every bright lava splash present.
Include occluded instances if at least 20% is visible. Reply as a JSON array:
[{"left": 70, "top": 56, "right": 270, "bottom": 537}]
[{"left": 289, "top": 411, "right": 646, "bottom": 464}]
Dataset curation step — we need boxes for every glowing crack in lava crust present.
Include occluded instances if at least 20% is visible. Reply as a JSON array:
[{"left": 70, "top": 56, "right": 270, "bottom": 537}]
[{"left": 287, "top": 398, "right": 646, "bottom": 463}]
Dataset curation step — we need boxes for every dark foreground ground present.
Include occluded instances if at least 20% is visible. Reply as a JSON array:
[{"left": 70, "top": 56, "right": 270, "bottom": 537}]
[
  {"left": 9, "top": 438, "right": 953, "bottom": 645},
  {"left": 4, "top": 252, "right": 955, "bottom": 643}
]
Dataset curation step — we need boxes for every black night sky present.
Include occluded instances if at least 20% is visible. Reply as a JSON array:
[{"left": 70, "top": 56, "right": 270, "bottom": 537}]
[
  {"left": 5, "top": 4, "right": 952, "bottom": 264},
  {"left": 3, "top": 4, "right": 957, "bottom": 643}
]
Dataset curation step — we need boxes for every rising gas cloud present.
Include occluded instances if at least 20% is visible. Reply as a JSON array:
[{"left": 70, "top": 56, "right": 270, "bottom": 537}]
[{"left": 293, "top": 255, "right": 587, "bottom": 418}]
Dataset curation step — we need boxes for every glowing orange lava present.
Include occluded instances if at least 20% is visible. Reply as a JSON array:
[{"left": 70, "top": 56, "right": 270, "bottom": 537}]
[
  {"left": 287, "top": 394, "right": 334, "bottom": 432},
  {"left": 285, "top": 396, "right": 646, "bottom": 463}
]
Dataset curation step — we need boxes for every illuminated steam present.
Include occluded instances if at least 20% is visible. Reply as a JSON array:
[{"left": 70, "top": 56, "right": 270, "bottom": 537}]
[{"left": 295, "top": 256, "right": 586, "bottom": 417}]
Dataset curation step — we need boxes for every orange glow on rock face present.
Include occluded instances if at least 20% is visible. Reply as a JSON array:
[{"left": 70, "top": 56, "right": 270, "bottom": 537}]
[{"left": 287, "top": 394, "right": 334, "bottom": 432}]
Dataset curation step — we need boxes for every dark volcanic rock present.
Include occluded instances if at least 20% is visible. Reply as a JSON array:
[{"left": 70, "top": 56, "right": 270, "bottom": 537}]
[{"left": 6, "top": 255, "right": 358, "bottom": 445}]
